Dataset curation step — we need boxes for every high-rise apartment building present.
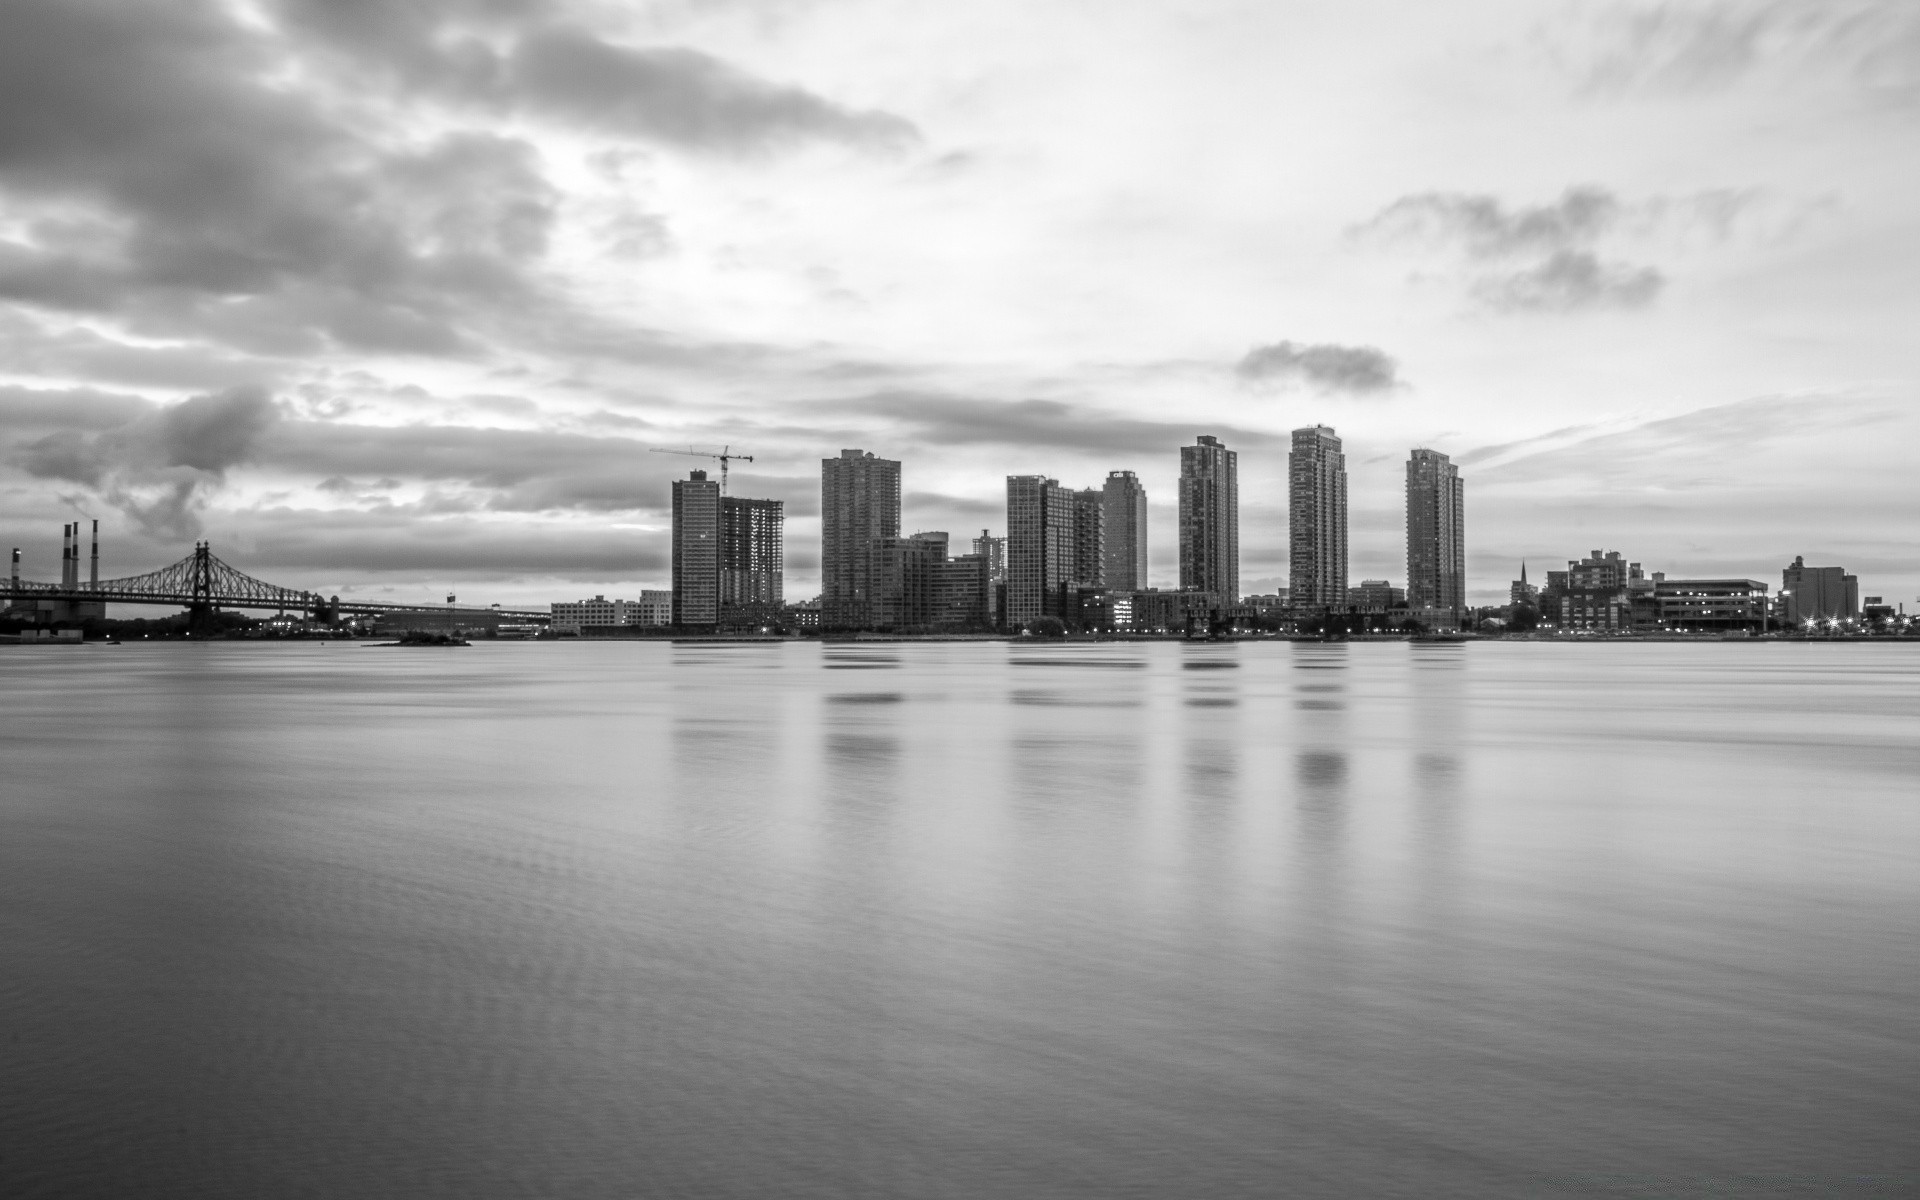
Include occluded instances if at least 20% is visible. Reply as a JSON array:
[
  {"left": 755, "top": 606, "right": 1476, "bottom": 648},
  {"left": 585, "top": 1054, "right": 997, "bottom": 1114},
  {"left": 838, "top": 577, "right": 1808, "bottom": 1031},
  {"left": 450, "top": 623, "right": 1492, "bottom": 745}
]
[
  {"left": 1071, "top": 487, "right": 1105, "bottom": 588},
  {"left": 1405, "top": 448, "right": 1465, "bottom": 611},
  {"left": 1006, "top": 475, "right": 1075, "bottom": 627},
  {"left": 1178, "top": 436, "right": 1238, "bottom": 599},
  {"left": 720, "top": 496, "right": 784, "bottom": 619},
  {"left": 1288, "top": 426, "right": 1347, "bottom": 609},
  {"left": 671, "top": 469, "right": 722, "bottom": 625},
  {"left": 1101, "top": 470, "right": 1148, "bottom": 591},
  {"left": 820, "top": 449, "right": 901, "bottom": 628}
]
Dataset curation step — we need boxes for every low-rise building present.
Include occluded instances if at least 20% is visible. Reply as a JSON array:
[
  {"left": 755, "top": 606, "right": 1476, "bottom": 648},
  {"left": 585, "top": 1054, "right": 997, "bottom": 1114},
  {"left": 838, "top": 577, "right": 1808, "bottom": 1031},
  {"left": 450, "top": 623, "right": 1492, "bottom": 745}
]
[
  {"left": 1347, "top": 580, "right": 1405, "bottom": 610},
  {"left": 552, "top": 595, "right": 648, "bottom": 635},
  {"left": 1653, "top": 578, "right": 1769, "bottom": 630}
]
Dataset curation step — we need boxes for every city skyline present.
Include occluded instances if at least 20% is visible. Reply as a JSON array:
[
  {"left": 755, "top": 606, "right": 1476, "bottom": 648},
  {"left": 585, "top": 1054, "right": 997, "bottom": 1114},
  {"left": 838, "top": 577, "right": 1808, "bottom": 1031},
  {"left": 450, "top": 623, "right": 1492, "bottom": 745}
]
[{"left": 0, "top": 2, "right": 1914, "bottom": 609}]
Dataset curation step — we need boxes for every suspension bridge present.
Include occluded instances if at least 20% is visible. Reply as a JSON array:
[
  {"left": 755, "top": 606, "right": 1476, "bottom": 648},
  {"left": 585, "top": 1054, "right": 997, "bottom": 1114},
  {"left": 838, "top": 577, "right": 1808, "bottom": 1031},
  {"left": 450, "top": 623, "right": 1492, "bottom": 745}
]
[{"left": 3, "top": 540, "right": 550, "bottom": 624}]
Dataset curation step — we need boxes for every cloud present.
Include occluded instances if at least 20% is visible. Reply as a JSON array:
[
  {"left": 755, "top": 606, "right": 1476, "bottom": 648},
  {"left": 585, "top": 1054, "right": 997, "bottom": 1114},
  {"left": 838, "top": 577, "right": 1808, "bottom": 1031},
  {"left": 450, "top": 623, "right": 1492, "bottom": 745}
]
[
  {"left": 1560, "top": 1, "right": 1920, "bottom": 103},
  {"left": 1354, "top": 185, "right": 1676, "bottom": 314},
  {"left": 12, "top": 386, "right": 280, "bottom": 537},
  {"left": 817, "top": 391, "right": 1285, "bottom": 456},
  {"left": 1355, "top": 186, "right": 1623, "bottom": 259},
  {"left": 1471, "top": 250, "right": 1664, "bottom": 313},
  {"left": 267, "top": 2, "right": 920, "bottom": 154},
  {"left": 506, "top": 26, "right": 918, "bottom": 154},
  {"left": 1235, "top": 341, "right": 1401, "bottom": 393}
]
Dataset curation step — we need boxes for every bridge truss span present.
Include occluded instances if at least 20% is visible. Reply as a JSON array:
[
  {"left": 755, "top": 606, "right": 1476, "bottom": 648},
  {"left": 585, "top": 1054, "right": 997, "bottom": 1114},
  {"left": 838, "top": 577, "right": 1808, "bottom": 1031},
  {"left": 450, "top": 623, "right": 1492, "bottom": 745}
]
[{"left": 3, "top": 543, "right": 550, "bottom": 623}]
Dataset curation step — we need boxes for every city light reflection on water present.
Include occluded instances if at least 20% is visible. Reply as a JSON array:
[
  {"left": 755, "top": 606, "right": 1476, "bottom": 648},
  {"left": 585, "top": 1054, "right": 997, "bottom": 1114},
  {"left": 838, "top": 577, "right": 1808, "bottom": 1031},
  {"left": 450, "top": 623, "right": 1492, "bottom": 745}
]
[{"left": 3, "top": 640, "right": 1917, "bottom": 1198}]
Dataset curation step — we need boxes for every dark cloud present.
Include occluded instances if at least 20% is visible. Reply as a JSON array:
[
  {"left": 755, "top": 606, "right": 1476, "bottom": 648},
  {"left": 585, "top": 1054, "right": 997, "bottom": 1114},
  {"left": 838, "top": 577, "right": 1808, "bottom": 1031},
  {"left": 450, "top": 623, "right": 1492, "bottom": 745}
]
[
  {"left": 0, "top": 385, "right": 154, "bottom": 432},
  {"left": 1354, "top": 186, "right": 1622, "bottom": 258},
  {"left": 0, "top": 1, "right": 563, "bottom": 361},
  {"left": 1472, "top": 250, "right": 1664, "bottom": 313},
  {"left": 1354, "top": 186, "right": 1670, "bottom": 315},
  {"left": 818, "top": 391, "right": 1285, "bottom": 456},
  {"left": 507, "top": 27, "right": 917, "bottom": 153},
  {"left": 12, "top": 385, "right": 280, "bottom": 538},
  {"left": 268, "top": 1, "right": 919, "bottom": 154},
  {"left": 225, "top": 508, "right": 667, "bottom": 582},
  {"left": 1235, "top": 341, "right": 1401, "bottom": 393}
]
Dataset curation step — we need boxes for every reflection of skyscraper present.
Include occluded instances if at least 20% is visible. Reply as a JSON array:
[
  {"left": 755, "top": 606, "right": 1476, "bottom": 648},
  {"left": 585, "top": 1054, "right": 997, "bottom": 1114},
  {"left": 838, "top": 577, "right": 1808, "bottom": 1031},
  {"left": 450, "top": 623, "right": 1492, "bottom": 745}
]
[
  {"left": 1179, "top": 436, "right": 1237, "bottom": 598},
  {"left": 672, "top": 470, "right": 721, "bottom": 625},
  {"left": 1006, "top": 475, "right": 1074, "bottom": 627},
  {"left": 1406, "top": 448, "right": 1465, "bottom": 611},
  {"left": 720, "top": 496, "right": 784, "bottom": 616},
  {"left": 1072, "top": 487, "right": 1105, "bottom": 587},
  {"left": 1289, "top": 426, "right": 1347, "bottom": 609},
  {"left": 820, "top": 448, "right": 900, "bottom": 628},
  {"left": 1102, "top": 470, "right": 1148, "bottom": 591}
]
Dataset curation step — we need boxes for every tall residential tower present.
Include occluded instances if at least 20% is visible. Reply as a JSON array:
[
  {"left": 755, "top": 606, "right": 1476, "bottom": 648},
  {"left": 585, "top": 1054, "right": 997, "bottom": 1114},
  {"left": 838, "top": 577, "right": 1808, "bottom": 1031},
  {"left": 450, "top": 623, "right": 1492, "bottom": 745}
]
[
  {"left": 1405, "top": 448, "right": 1465, "bottom": 611},
  {"left": 1101, "top": 470, "right": 1148, "bottom": 591},
  {"left": 820, "top": 449, "right": 901, "bottom": 628},
  {"left": 1178, "top": 436, "right": 1237, "bottom": 599},
  {"left": 1288, "top": 426, "right": 1347, "bottom": 609},
  {"left": 1006, "top": 475, "right": 1075, "bottom": 627},
  {"left": 671, "top": 470, "right": 722, "bottom": 625}
]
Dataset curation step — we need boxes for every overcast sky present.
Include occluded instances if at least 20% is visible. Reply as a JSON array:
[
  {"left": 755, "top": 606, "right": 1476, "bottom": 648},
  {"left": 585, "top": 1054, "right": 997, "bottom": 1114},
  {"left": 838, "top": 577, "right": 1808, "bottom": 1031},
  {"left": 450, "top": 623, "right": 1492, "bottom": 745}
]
[{"left": 2, "top": 0, "right": 1915, "bottom": 608}]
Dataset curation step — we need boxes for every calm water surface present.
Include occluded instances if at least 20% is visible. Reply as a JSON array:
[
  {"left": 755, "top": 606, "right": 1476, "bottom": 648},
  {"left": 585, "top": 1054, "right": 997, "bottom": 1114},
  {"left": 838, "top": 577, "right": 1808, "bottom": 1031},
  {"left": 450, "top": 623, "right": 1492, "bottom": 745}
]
[{"left": 3, "top": 640, "right": 1917, "bottom": 1198}]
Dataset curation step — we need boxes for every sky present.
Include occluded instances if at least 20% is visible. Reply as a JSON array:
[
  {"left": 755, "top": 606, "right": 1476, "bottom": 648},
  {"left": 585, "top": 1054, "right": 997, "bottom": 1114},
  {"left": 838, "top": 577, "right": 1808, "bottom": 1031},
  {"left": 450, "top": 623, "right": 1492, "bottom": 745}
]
[{"left": 1, "top": 0, "right": 1915, "bottom": 609}]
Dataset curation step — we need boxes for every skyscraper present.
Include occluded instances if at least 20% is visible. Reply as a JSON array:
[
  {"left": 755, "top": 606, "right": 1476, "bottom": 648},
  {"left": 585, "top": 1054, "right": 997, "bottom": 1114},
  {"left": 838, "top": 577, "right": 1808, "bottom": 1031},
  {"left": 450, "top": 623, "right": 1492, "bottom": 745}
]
[
  {"left": 1178, "top": 435, "right": 1237, "bottom": 599},
  {"left": 1405, "top": 448, "right": 1465, "bottom": 612},
  {"left": 671, "top": 469, "right": 721, "bottom": 625},
  {"left": 1071, "top": 487, "right": 1105, "bottom": 587},
  {"left": 820, "top": 448, "right": 901, "bottom": 628},
  {"left": 720, "top": 496, "right": 784, "bottom": 618},
  {"left": 971, "top": 530, "right": 1006, "bottom": 582},
  {"left": 1102, "top": 470, "right": 1148, "bottom": 591},
  {"left": 1289, "top": 426, "right": 1347, "bottom": 609},
  {"left": 1006, "top": 475, "right": 1074, "bottom": 627}
]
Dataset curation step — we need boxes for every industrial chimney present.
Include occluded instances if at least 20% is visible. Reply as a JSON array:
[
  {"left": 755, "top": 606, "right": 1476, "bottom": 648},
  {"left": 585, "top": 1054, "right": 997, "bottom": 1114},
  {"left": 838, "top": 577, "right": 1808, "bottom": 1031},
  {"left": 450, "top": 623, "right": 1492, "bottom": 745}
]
[
  {"left": 10, "top": 547, "right": 18, "bottom": 594},
  {"left": 89, "top": 519, "right": 99, "bottom": 589},
  {"left": 60, "top": 523, "right": 72, "bottom": 590}
]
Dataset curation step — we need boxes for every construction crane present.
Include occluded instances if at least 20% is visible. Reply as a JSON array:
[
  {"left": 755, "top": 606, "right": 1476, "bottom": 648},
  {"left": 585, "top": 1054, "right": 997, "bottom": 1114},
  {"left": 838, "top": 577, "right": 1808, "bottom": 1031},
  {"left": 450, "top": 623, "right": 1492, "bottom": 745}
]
[{"left": 649, "top": 444, "right": 754, "bottom": 494}]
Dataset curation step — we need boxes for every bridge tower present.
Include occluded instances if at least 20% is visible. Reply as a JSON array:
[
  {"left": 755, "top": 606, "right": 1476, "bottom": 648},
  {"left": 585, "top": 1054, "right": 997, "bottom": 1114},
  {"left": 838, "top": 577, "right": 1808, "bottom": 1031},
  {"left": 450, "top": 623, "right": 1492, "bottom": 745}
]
[{"left": 188, "top": 541, "right": 217, "bottom": 635}]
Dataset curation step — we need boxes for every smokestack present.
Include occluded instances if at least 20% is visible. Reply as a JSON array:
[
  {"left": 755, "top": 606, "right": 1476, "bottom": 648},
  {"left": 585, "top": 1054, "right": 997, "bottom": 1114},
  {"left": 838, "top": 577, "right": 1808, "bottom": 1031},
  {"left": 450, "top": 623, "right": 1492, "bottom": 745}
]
[
  {"left": 61, "top": 524, "right": 71, "bottom": 590},
  {"left": 10, "top": 547, "right": 18, "bottom": 593},
  {"left": 90, "top": 519, "right": 98, "bottom": 588}
]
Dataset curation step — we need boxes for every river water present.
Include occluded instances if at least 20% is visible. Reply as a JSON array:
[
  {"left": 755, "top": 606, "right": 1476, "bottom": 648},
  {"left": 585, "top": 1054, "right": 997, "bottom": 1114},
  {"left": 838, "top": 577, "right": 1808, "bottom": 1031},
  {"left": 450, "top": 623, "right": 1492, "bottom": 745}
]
[{"left": 3, "top": 640, "right": 1917, "bottom": 1197}]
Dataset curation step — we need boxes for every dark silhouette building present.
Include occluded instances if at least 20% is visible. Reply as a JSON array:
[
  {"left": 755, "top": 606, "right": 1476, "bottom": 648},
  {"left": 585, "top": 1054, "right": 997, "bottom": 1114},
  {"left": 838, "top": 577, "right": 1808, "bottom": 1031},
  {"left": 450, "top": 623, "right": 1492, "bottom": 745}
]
[{"left": 720, "top": 496, "right": 784, "bottom": 626}]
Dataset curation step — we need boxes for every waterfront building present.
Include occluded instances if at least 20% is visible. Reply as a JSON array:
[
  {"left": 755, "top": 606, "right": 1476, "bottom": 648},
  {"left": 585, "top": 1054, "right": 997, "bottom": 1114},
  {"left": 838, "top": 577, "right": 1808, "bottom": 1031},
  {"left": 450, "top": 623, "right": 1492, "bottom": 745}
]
[
  {"left": 1654, "top": 578, "right": 1769, "bottom": 630},
  {"left": 820, "top": 449, "right": 901, "bottom": 629},
  {"left": 720, "top": 497, "right": 783, "bottom": 624},
  {"left": 1288, "top": 426, "right": 1346, "bottom": 610},
  {"left": 1108, "top": 588, "right": 1222, "bottom": 634},
  {"left": 931, "top": 554, "right": 994, "bottom": 630},
  {"left": 1542, "top": 549, "right": 1646, "bottom": 631},
  {"left": 1347, "top": 580, "right": 1405, "bottom": 610},
  {"left": 671, "top": 470, "right": 721, "bottom": 626},
  {"left": 1006, "top": 475, "right": 1075, "bottom": 628},
  {"left": 552, "top": 595, "right": 652, "bottom": 635},
  {"left": 869, "top": 535, "right": 938, "bottom": 629},
  {"left": 1179, "top": 436, "right": 1238, "bottom": 600},
  {"left": 1780, "top": 556, "right": 1859, "bottom": 624},
  {"left": 1406, "top": 449, "right": 1465, "bottom": 612},
  {"left": 1101, "top": 471, "right": 1149, "bottom": 591},
  {"left": 1072, "top": 488, "right": 1105, "bottom": 588},
  {"left": 636, "top": 590, "right": 672, "bottom": 626}
]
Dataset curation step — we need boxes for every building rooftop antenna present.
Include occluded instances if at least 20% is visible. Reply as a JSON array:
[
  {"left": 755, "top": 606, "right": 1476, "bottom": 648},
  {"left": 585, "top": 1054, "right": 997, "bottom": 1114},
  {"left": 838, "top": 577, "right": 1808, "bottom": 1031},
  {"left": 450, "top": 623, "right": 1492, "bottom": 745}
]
[{"left": 648, "top": 444, "right": 755, "bottom": 494}]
